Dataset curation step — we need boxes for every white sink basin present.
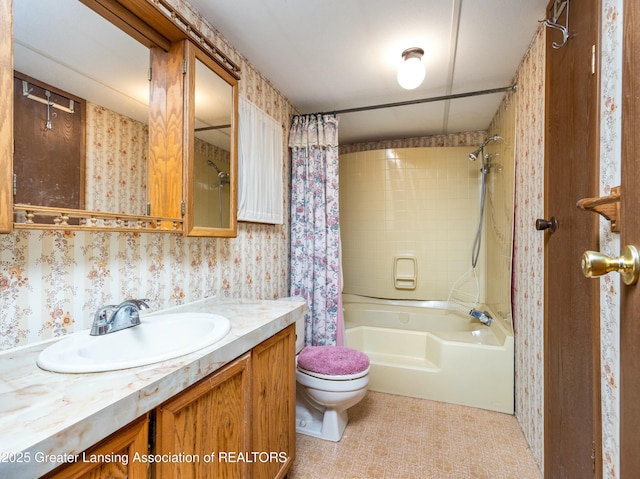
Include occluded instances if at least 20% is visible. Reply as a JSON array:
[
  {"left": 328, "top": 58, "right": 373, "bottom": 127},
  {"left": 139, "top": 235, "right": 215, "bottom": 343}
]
[{"left": 37, "top": 312, "right": 231, "bottom": 373}]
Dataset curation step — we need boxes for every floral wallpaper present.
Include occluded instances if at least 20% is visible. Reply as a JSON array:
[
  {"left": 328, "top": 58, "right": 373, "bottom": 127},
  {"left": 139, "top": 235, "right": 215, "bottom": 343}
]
[
  {"left": 340, "top": 130, "right": 487, "bottom": 155},
  {"left": 510, "top": 25, "right": 546, "bottom": 470},
  {"left": 599, "top": 1, "right": 623, "bottom": 477},
  {"left": 0, "top": 0, "right": 296, "bottom": 350},
  {"left": 0, "top": 227, "right": 289, "bottom": 349},
  {"left": 85, "top": 103, "right": 148, "bottom": 215}
]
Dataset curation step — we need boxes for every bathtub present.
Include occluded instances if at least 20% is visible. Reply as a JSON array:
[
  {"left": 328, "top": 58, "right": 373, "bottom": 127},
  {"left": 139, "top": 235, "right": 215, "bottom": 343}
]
[{"left": 343, "top": 294, "right": 514, "bottom": 414}]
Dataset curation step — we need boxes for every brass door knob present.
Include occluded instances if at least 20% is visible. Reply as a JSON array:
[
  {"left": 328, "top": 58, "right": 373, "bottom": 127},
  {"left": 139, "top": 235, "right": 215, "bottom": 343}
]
[{"left": 581, "top": 245, "right": 640, "bottom": 285}]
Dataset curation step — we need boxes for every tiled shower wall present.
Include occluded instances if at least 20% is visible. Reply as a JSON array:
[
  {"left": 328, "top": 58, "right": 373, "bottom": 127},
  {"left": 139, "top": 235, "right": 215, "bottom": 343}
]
[
  {"left": 193, "top": 139, "right": 231, "bottom": 228},
  {"left": 340, "top": 147, "right": 487, "bottom": 304}
]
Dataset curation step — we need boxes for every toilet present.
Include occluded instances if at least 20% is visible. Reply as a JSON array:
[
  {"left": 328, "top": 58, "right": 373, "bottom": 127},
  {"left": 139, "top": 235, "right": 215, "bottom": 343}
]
[{"left": 294, "top": 317, "right": 370, "bottom": 442}]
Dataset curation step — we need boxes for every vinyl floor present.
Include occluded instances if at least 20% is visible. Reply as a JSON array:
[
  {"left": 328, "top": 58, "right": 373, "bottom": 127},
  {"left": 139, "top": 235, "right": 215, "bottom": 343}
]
[{"left": 288, "top": 391, "right": 542, "bottom": 479}]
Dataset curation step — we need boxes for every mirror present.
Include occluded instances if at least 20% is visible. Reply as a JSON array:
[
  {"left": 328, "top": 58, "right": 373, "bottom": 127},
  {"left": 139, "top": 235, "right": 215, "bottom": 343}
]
[
  {"left": 193, "top": 58, "right": 232, "bottom": 228},
  {"left": 184, "top": 44, "right": 238, "bottom": 237},
  {"left": 13, "top": 0, "right": 153, "bottom": 218},
  {"left": 9, "top": 0, "right": 239, "bottom": 235}
]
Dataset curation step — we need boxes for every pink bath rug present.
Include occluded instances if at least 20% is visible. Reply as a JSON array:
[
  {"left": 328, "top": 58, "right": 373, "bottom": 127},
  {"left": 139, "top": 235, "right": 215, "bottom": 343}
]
[{"left": 298, "top": 346, "right": 370, "bottom": 376}]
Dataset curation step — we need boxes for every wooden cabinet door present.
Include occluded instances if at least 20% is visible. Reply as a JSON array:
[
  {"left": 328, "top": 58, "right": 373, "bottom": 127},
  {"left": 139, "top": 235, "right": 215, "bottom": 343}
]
[
  {"left": 42, "top": 415, "right": 149, "bottom": 479},
  {"left": 155, "top": 353, "right": 251, "bottom": 478},
  {"left": 251, "top": 324, "right": 296, "bottom": 479},
  {"left": 148, "top": 41, "right": 185, "bottom": 224},
  {"left": 0, "top": 0, "right": 11, "bottom": 233}
]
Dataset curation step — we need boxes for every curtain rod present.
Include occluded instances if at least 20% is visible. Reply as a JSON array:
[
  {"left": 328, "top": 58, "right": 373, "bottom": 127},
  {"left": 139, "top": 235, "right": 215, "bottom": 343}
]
[{"left": 318, "top": 85, "right": 517, "bottom": 116}]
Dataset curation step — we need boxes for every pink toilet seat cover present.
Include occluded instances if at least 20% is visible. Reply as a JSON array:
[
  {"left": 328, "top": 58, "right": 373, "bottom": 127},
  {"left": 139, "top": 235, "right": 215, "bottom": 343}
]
[{"left": 298, "top": 346, "right": 370, "bottom": 376}]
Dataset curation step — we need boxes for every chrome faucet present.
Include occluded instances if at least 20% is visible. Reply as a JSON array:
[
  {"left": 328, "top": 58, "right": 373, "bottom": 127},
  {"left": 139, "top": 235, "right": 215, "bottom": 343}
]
[
  {"left": 469, "top": 308, "right": 493, "bottom": 326},
  {"left": 90, "top": 299, "right": 150, "bottom": 336}
]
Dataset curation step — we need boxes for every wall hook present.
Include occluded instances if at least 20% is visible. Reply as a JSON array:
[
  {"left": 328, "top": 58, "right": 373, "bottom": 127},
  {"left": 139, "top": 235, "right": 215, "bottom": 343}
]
[{"left": 539, "top": 0, "right": 569, "bottom": 49}]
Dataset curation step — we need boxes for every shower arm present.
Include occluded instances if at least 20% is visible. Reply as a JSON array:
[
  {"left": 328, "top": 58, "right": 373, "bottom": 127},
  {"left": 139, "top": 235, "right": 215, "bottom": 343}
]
[
  {"left": 479, "top": 135, "right": 501, "bottom": 151},
  {"left": 469, "top": 135, "right": 502, "bottom": 163},
  {"left": 207, "top": 159, "right": 229, "bottom": 179}
]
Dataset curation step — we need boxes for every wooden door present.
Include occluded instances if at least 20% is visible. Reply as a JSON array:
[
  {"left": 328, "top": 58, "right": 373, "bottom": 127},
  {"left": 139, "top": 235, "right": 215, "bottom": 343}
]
[
  {"left": 13, "top": 72, "right": 86, "bottom": 210},
  {"left": 543, "top": 0, "right": 601, "bottom": 477},
  {"left": 620, "top": 0, "right": 640, "bottom": 475}
]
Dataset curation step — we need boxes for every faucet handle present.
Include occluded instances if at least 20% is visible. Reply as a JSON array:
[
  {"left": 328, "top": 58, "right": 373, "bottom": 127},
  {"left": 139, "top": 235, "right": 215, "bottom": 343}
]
[
  {"left": 117, "top": 299, "right": 150, "bottom": 326},
  {"left": 125, "top": 305, "right": 143, "bottom": 327},
  {"left": 91, "top": 304, "right": 117, "bottom": 336},
  {"left": 130, "top": 298, "right": 151, "bottom": 310}
]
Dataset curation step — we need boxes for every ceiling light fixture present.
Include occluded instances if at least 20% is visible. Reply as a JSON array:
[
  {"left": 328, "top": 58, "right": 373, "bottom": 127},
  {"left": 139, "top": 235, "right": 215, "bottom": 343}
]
[{"left": 397, "top": 47, "right": 425, "bottom": 90}]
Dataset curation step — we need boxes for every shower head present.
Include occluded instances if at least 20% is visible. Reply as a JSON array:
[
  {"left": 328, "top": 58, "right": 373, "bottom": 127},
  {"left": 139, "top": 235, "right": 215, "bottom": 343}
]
[
  {"left": 207, "top": 159, "right": 227, "bottom": 177},
  {"left": 468, "top": 135, "right": 503, "bottom": 161}
]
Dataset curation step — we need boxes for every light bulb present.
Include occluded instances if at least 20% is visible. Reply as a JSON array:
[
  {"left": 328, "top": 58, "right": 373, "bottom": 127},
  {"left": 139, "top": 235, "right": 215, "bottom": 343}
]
[{"left": 397, "top": 48, "right": 425, "bottom": 90}]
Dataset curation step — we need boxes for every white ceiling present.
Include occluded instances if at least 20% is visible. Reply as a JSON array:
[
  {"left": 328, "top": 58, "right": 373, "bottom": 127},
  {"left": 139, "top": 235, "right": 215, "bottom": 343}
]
[
  {"left": 187, "top": 0, "right": 549, "bottom": 144},
  {"left": 15, "top": 0, "right": 549, "bottom": 146}
]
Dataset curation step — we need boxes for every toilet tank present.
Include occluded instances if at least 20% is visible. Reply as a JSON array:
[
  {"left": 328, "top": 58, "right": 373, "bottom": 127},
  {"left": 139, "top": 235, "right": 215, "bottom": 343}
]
[{"left": 276, "top": 297, "right": 306, "bottom": 353}]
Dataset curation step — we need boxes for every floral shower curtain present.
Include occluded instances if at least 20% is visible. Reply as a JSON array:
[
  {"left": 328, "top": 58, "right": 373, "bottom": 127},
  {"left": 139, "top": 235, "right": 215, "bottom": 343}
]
[{"left": 289, "top": 114, "right": 343, "bottom": 346}]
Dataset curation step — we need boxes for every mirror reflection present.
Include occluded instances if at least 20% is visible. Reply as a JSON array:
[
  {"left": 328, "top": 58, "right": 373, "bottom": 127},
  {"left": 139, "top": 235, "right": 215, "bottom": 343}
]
[
  {"left": 192, "top": 57, "right": 233, "bottom": 229},
  {"left": 13, "top": 0, "right": 150, "bottom": 216}
]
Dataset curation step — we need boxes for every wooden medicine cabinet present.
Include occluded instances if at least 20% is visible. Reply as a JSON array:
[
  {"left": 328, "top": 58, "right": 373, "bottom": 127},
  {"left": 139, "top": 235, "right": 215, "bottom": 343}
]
[{"left": 1, "top": 0, "right": 240, "bottom": 237}]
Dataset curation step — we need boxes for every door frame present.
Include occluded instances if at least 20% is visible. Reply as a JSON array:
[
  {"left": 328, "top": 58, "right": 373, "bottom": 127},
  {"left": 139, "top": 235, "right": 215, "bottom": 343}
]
[{"left": 620, "top": 0, "right": 640, "bottom": 475}]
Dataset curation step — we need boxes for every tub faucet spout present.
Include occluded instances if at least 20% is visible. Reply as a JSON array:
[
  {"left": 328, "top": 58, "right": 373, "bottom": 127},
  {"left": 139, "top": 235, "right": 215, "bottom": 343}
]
[
  {"left": 90, "top": 299, "right": 150, "bottom": 336},
  {"left": 469, "top": 308, "right": 492, "bottom": 326}
]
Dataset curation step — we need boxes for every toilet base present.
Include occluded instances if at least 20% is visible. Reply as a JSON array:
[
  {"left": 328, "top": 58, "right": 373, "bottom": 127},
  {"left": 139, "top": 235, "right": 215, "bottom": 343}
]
[{"left": 295, "top": 393, "right": 348, "bottom": 442}]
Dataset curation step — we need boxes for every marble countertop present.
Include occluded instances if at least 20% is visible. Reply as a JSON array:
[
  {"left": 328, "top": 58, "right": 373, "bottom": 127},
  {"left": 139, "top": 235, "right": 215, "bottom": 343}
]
[{"left": 0, "top": 297, "right": 307, "bottom": 478}]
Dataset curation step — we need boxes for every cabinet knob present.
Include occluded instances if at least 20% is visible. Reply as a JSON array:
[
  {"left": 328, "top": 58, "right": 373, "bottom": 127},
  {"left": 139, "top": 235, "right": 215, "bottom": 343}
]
[{"left": 535, "top": 217, "right": 558, "bottom": 233}]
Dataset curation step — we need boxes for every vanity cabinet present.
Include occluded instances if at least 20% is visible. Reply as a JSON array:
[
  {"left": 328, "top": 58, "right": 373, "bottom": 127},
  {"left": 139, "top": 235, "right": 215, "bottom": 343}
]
[
  {"left": 155, "top": 353, "right": 251, "bottom": 478},
  {"left": 42, "top": 415, "right": 149, "bottom": 479},
  {"left": 43, "top": 324, "right": 296, "bottom": 478},
  {"left": 155, "top": 324, "right": 296, "bottom": 478}
]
